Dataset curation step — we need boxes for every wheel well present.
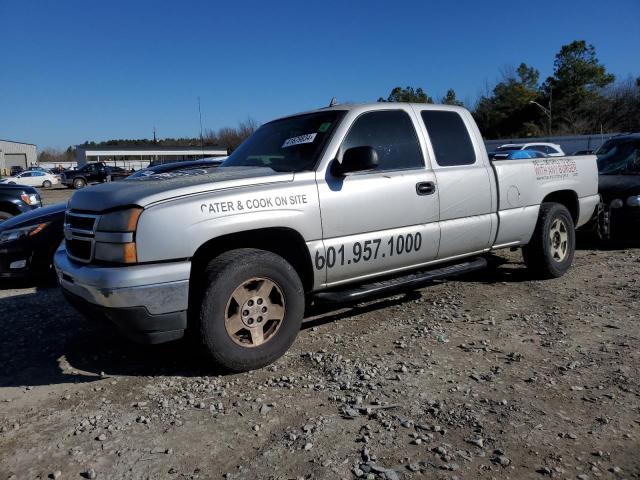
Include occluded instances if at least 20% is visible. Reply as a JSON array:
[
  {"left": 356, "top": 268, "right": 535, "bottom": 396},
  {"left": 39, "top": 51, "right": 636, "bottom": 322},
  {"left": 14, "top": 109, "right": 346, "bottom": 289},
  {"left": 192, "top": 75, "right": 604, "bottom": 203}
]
[
  {"left": 0, "top": 202, "right": 20, "bottom": 216},
  {"left": 190, "top": 228, "right": 314, "bottom": 293},
  {"left": 542, "top": 190, "right": 579, "bottom": 223}
]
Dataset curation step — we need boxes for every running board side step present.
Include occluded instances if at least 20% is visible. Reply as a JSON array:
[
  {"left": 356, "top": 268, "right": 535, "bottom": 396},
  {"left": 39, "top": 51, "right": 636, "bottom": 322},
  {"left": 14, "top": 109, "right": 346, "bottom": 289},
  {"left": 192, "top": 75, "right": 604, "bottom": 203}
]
[{"left": 313, "top": 257, "right": 487, "bottom": 304}]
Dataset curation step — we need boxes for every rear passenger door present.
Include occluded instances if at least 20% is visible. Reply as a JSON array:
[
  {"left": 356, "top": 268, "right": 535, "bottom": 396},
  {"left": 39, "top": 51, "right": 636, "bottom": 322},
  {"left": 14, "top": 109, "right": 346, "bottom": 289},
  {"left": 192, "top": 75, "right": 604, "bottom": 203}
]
[
  {"left": 316, "top": 109, "right": 440, "bottom": 286},
  {"left": 416, "top": 108, "right": 494, "bottom": 259}
]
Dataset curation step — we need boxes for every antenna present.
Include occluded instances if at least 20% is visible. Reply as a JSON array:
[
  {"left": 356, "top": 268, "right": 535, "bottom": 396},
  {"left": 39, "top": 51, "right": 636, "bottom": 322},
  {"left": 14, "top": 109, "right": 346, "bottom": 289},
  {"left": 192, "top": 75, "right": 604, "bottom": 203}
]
[
  {"left": 329, "top": 97, "right": 337, "bottom": 107},
  {"left": 197, "top": 96, "right": 204, "bottom": 152},
  {"left": 153, "top": 126, "right": 157, "bottom": 143}
]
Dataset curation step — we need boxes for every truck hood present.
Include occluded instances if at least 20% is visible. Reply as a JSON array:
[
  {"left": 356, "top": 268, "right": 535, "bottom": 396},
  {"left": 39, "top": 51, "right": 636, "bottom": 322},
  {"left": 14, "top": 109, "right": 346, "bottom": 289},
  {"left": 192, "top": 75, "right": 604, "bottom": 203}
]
[
  {"left": 68, "top": 166, "right": 294, "bottom": 212},
  {"left": 598, "top": 174, "right": 640, "bottom": 203}
]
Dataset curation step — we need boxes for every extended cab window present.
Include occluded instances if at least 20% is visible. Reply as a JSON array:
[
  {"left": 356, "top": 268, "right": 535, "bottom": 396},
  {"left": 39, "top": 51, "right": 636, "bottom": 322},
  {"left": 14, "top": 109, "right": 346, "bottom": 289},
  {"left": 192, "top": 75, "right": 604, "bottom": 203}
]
[
  {"left": 341, "top": 110, "right": 424, "bottom": 171},
  {"left": 421, "top": 110, "right": 476, "bottom": 166}
]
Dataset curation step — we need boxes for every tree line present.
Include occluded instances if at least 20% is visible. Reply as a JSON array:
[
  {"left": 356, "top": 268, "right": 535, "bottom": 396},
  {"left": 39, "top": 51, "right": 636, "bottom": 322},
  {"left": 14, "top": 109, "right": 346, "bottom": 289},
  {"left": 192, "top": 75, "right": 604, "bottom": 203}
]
[
  {"left": 380, "top": 40, "right": 640, "bottom": 139},
  {"left": 38, "top": 118, "right": 259, "bottom": 163},
  {"left": 39, "top": 39, "right": 638, "bottom": 163}
]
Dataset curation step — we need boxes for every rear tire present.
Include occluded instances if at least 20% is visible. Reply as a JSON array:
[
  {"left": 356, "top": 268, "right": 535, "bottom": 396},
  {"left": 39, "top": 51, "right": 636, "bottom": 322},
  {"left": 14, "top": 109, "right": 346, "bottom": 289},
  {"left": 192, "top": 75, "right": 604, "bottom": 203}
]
[
  {"left": 522, "top": 202, "right": 575, "bottom": 279},
  {"left": 73, "top": 178, "right": 86, "bottom": 189},
  {"left": 196, "top": 248, "right": 304, "bottom": 372}
]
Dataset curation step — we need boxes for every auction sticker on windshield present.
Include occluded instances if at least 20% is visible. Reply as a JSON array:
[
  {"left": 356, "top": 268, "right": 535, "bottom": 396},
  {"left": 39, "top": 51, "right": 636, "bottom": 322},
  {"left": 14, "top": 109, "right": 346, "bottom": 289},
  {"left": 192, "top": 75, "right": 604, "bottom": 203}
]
[{"left": 282, "top": 133, "right": 317, "bottom": 148}]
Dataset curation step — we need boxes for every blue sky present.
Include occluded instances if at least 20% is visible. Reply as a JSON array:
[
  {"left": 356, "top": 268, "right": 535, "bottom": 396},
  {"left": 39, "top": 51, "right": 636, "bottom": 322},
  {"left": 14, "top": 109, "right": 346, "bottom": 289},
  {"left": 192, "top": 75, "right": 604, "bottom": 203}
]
[{"left": 1, "top": 0, "right": 638, "bottom": 149}]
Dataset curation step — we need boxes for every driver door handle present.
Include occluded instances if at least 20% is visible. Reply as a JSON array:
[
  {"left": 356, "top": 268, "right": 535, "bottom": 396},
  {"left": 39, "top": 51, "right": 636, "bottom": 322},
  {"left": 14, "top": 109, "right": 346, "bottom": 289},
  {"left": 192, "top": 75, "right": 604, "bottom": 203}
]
[{"left": 416, "top": 181, "right": 436, "bottom": 196}]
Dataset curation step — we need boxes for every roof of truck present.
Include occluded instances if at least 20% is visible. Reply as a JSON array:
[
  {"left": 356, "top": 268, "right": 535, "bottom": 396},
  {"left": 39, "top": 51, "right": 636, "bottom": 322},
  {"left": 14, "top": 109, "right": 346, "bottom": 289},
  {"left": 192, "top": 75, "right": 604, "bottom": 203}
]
[{"left": 268, "top": 102, "right": 470, "bottom": 123}]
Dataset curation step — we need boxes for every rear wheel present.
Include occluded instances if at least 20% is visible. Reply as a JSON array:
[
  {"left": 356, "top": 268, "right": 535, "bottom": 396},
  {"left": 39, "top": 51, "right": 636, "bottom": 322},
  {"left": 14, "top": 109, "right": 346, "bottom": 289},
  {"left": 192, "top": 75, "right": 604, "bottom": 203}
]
[
  {"left": 73, "top": 178, "right": 86, "bottom": 189},
  {"left": 196, "top": 248, "right": 304, "bottom": 372},
  {"left": 522, "top": 202, "right": 575, "bottom": 278}
]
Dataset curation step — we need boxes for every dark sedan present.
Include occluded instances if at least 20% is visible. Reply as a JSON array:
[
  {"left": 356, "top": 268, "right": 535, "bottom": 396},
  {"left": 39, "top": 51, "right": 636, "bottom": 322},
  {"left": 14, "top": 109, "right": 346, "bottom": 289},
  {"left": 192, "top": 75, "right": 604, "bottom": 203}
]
[
  {"left": 0, "top": 159, "right": 223, "bottom": 280},
  {"left": 0, "top": 184, "right": 42, "bottom": 223},
  {"left": 0, "top": 203, "right": 65, "bottom": 279},
  {"left": 596, "top": 134, "right": 640, "bottom": 238}
]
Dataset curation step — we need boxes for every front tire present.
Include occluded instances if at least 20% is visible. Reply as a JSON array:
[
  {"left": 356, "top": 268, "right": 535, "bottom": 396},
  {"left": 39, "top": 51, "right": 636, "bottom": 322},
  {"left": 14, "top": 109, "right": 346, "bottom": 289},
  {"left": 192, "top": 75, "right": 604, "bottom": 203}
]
[
  {"left": 196, "top": 248, "right": 304, "bottom": 372},
  {"left": 522, "top": 202, "right": 575, "bottom": 279},
  {"left": 73, "top": 178, "right": 86, "bottom": 189},
  {"left": 42, "top": 180, "right": 52, "bottom": 188}
]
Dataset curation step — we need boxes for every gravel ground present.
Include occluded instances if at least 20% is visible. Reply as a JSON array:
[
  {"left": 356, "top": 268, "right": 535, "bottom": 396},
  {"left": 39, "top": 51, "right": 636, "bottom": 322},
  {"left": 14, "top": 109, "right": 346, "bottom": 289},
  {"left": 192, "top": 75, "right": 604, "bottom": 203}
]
[
  {"left": 1, "top": 187, "right": 639, "bottom": 479},
  {"left": 38, "top": 185, "right": 76, "bottom": 206}
]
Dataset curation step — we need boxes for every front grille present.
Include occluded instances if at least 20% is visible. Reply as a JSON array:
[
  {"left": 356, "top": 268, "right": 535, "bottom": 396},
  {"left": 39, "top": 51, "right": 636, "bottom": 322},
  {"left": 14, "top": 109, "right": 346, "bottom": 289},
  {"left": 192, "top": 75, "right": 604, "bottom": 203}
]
[
  {"left": 66, "top": 213, "right": 96, "bottom": 232},
  {"left": 64, "top": 211, "right": 100, "bottom": 263},
  {"left": 67, "top": 238, "right": 93, "bottom": 260}
]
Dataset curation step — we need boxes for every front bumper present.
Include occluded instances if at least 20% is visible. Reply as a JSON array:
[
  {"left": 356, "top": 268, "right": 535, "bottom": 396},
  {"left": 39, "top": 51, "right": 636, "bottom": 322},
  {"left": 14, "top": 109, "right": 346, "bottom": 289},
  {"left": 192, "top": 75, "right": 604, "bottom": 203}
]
[
  {"left": 609, "top": 206, "right": 640, "bottom": 237},
  {"left": 54, "top": 248, "right": 191, "bottom": 343},
  {"left": 0, "top": 240, "right": 41, "bottom": 279}
]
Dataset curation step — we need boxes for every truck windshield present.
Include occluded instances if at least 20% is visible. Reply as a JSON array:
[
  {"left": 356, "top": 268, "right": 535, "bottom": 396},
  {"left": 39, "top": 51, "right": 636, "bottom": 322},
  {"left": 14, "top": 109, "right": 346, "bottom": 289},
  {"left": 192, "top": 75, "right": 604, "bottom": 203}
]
[
  {"left": 596, "top": 140, "right": 640, "bottom": 175},
  {"left": 222, "top": 111, "right": 345, "bottom": 172}
]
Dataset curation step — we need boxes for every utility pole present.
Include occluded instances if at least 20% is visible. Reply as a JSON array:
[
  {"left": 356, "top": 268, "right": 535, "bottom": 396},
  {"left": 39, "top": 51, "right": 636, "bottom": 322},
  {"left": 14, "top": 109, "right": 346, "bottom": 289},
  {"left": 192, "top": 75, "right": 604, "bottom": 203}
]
[{"left": 197, "top": 96, "right": 204, "bottom": 153}]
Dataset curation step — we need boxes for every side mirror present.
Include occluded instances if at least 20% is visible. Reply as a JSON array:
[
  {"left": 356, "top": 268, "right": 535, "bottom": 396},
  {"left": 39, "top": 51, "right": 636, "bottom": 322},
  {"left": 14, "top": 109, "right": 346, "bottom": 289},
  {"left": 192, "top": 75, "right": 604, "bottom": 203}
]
[{"left": 332, "top": 146, "right": 378, "bottom": 176}]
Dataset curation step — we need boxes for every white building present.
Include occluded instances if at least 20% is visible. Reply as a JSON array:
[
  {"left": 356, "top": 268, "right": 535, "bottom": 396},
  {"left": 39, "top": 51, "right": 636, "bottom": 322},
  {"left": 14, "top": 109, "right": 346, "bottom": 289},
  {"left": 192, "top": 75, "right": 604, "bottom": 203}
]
[
  {"left": 75, "top": 145, "right": 228, "bottom": 170},
  {"left": 0, "top": 139, "right": 38, "bottom": 175}
]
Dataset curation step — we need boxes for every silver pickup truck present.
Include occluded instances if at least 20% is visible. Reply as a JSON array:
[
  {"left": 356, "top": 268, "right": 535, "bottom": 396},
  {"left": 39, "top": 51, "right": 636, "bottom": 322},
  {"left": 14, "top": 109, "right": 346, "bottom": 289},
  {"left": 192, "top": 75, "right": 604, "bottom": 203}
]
[{"left": 55, "top": 103, "right": 599, "bottom": 371}]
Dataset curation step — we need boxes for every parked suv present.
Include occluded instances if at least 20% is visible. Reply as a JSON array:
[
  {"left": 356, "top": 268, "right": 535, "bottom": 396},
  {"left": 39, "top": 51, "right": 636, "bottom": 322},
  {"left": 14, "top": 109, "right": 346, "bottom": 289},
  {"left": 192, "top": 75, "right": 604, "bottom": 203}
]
[{"left": 9, "top": 166, "right": 24, "bottom": 176}]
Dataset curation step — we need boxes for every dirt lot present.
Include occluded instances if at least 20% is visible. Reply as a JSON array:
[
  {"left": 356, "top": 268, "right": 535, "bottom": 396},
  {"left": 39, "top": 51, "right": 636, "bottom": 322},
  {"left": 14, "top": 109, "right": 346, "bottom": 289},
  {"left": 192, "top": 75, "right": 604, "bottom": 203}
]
[
  {"left": 37, "top": 185, "right": 76, "bottom": 206},
  {"left": 1, "top": 187, "right": 639, "bottom": 479}
]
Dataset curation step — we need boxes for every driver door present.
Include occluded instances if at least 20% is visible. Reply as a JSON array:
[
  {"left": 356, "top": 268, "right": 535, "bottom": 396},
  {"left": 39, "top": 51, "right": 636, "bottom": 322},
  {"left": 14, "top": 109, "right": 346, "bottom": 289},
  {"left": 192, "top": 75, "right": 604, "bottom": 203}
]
[{"left": 316, "top": 109, "right": 440, "bottom": 286}]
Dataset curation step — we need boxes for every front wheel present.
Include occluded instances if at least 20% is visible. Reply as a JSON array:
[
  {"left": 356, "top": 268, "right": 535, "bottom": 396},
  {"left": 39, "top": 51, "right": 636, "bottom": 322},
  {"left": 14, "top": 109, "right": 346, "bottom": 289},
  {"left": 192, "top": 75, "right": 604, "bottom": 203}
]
[
  {"left": 522, "top": 202, "right": 575, "bottom": 279},
  {"left": 42, "top": 180, "right": 52, "bottom": 188},
  {"left": 73, "top": 178, "right": 86, "bottom": 189},
  {"left": 196, "top": 248, "right": 304, "bottom": 372}
]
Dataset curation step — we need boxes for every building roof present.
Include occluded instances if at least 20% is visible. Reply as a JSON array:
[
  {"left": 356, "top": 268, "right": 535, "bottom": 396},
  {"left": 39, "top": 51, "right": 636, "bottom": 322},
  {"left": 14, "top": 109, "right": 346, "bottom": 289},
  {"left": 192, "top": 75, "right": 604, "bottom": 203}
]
[
  {"left": 77, "top": 145, "right": 228, "bottom": 157},
  {"left": 0, "top": 139, "right": 37, "bottom": 146},
  {"left": 76, "top": 145, "right": 225, "bottom": 152}
]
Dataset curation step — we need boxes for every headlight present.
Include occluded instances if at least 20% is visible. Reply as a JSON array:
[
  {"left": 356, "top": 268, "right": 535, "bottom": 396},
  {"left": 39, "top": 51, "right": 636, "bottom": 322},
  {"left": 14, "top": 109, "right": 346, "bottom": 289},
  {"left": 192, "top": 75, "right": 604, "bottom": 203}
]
[
  {"left": 0, "top": 222, "right": 49, "bottom": 245},
  {"left": 94, "top": 207, "right": 142, "bottom": 264},
  {"left": 97, "top": 207, "right": 142, "bottom": 232},
  {"left": 20, "top": 193, "right": 40, "bottom": 205},
  {"left": 627, "top": 195, "right": 640, "bottom": 207},
  {"left": 610, "top": 198, "right": 624, "bottom": 209}
]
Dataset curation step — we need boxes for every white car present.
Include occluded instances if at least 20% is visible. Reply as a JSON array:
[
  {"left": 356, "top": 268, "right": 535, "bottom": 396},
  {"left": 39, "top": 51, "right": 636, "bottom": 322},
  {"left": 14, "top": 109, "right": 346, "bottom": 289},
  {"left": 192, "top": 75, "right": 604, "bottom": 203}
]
[
  {"left": 495, "top": 142, "right": 565, "bottom": 157},
  {"left": 0, "top": 170, "right": 60, "bottom": 188}
]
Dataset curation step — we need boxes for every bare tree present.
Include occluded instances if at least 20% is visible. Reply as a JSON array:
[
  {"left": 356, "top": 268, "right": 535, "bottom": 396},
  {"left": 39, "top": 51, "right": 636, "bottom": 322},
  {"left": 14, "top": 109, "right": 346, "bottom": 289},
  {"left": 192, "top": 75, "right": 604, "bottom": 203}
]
[{"left": 204, "top": 117, "right": 259, "bottom": 152}]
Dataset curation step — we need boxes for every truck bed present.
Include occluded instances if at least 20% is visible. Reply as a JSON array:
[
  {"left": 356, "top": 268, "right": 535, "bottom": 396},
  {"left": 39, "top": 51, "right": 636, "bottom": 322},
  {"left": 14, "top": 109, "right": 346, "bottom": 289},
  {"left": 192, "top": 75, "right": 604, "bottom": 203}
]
[{"left": 491, "top": 155, "right": 600, "bottom": 248}]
